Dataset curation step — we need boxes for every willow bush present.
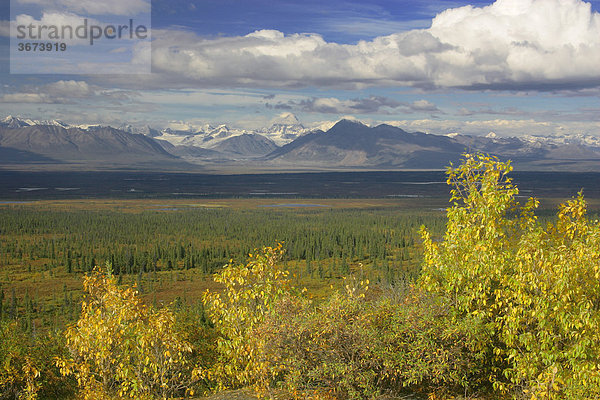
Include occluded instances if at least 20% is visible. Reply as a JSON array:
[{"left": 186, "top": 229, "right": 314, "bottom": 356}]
[
  {"left": 420, "top": 153, "right": 600, "bottom": 399},
  {"left": 56, "top": 266, "right": 195, "bottom": 400}
]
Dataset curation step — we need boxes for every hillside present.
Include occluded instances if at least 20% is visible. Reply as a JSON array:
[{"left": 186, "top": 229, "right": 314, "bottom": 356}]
[
  {"left": 266, "top": 119, "right": 466, "bottom": 168},
  {"left": 0, "top": 125, "right": 188, "bottom": 170}
]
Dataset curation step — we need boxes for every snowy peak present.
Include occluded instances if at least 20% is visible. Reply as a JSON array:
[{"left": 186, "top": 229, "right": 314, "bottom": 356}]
[
  {"left": 206, "top": 124, "right": 238, "bottom": 140},
  {"left": 1, "top": 116, "right": 31, "bottom": 128},
  {"left": 118, "top": 124, "right": 161, "bottom": 137},
  {"left": 1, "top": 116, "right": 69, "bottom": 129},
  {"left": 3, "top": 115, "right": 599, "bottom": 170},
  {"left": 272, "top": 112, "right": 301, "bottom": 126},
  {"left": 255, "top": 114, "right": 310, "bottom": 146}
]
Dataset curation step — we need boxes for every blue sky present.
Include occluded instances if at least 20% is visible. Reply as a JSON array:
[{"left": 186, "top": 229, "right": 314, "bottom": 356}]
[{"left": 1, "top": 0, "right": 600, "bottom": 137}]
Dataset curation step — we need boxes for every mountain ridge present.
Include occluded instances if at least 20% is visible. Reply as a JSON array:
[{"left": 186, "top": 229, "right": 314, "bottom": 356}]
[{"left": 1, "top": 116, "right": 600, "bottom": 171}]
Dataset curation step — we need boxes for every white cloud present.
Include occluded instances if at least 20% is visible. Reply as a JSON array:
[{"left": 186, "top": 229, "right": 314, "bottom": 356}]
[
  {"left": 45, "top": 80, "right": 93, "bottom": 98},
  {"left": 427, "top": 0, "right": 600, "bottom": 87},
  {"left": 148, "top": 0, "right": 600, "bottom": 91},
  {"left": 0, "top": 80, "right": 138, "bottom": 104},
  {"left": 266, "top": 95, "right": 441, "bottom": 115},
  {"left": 294, "top": 96, "right": 404, "bottom": 114},
  {"left": 9, "top": 12, "right": 151, "bottom": 74},
  {"left": 17, "top": 0, "right": 150, "bottom": 16},
  {"left": 384, "top": 118, "right": 600, "bottom": 137},
  {"left": 410, "top": 100, "right": 439, "bottom": 112},
  {"left": 0, "top": 93, "right": 49, "bottom": 103}
]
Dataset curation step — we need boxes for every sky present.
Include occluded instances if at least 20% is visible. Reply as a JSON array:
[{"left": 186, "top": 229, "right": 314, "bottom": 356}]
[{"left": 1, "top": 0, "right": 600, "bottom": 137}]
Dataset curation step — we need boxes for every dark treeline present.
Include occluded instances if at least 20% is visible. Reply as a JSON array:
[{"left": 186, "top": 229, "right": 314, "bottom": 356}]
[{"left": 0, "top": 207, "right": 444, "bottom": 275}]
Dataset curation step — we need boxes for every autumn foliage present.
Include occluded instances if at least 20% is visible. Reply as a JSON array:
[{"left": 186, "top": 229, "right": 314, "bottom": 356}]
[
  {"left": 420, "top": 153, "right": 600, "bottom": 398},
  {"left": 200, "top": 244, "right": 291, "bottom": 393},
  {"left": 56, "top": 265, "right": 194, "bottom": 400}
]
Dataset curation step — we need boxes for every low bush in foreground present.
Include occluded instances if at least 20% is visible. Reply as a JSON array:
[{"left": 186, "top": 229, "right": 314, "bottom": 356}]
[
  {"left": 56, "top": 265, "right": 196, "bottom": 400},
  {"left": 420, "top": 154, "right": 600, "bottom": 399},
  {"left": 0, "top": 321, "right": 74, "bottom": 400}
]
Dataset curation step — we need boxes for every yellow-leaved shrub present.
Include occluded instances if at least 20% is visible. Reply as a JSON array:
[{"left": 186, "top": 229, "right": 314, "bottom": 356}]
[
  {"left": 0, "top": 321, "right": 73, "bottom": 400},
  {"left": 200, "top": 243, "right": 290, "bottom": 393},
  {"left": 420, "top": 153, "right": 600, "bottom": 399},
  {"left": 56, "top": 265, "right": 194, "bottom": 400}
]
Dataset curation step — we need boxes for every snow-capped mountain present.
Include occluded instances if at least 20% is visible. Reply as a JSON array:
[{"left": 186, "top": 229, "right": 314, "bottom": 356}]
[
  {"left": 155, "top": 114, "right": 312, "bottom": 148},
  {"left": 266, "top": 119, "right": 463, "bottom": 168},
  {"left": 255, "top": 113, "right": 310, "bottom": 146},
  {"left": 2, "top": 114, "right": 599, "bottom": 170},
  {"left": 1, "top": 116, "right": 70, "bottom": 129},
  {"left": 0, "top": 116, "right": 33, "bottom": 128},
  {"left": 154, "top": 126, "right": 278, "bottom": 161},
  {"left": 0, "top": 114, "right": 314, "bottom": 151},
  {"left": 151, "top": 114, "right": 315, "bottom": 158},
  {"left": 154, "top": 124, "right": 249, "bottom": 148},
  {"left": 118, "top": 124, "right": 161, "bottom": 138},
  {"left": 266, "top": 119, "right": 600, "bottom": 170},
  {"left": 524, "top": 134, "right": 600, "bottom": 148},
  {"left": 0, "top": 124, "right": 179, "bottom": 168}
]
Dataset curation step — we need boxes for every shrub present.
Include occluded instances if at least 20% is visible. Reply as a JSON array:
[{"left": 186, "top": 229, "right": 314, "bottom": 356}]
[
  {"left": 259, "top": 279, "right": 379, "bottom": 400},
  {"left": 0, "top": 321, "right": 73, "bottom": 400},
  {"left": 420, "top": 153, "right": 600, "bottom": 399},
  {"left": 201, "top": 244, "right": 290, "bottom": 392},
  {"left": 173, "top": 303, "right": 218, "bottom": 396},
  {"left": 260, "top": 279, "right": 492, "bottom": 400},
  {"left": 371, "top": 290, "right": 494, "bottom": 398},
  {"left": 57, "top": 265, "right": 194, "bottom": 399}
]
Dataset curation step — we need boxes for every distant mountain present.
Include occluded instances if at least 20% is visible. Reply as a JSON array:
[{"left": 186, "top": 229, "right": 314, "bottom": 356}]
[
  {"left": 266, "top": 119, "right": 466, "bottom": 169},
  {"left": 154, "top": 125, "right": 248, "bottom": 148},
  {"left": 0, "top": 125, "right": 183, "bottom": 169},
  {"left": 454, "top": 134, "right": 600, "bottom": 168},
  {"left": 156, "top": 132, "right": 278, "bottom": 163},
  {"left": 256, "top": 113, "right": 309, "bottom": 146},
  {"left": 154, "top": 113, "right": 311, "bottom": 149},
  {"left": 0, "top": 116, "right": 33, "bottom": 128},
  {"left": 118, "top": 124, "right": 161, "bottom": 138},
  {"left": 210, "top": 133, "right": 278, "bottom": 158},
  {"left": 0, "top": 146, "right": 59, "bottom": 163},
  {"left": 265, "top": 120, "right": 600, "bottom": 170},
  {"left": 1, "top": 115, "right": 70, "bottom": 129},
  {"left": 1, "top": 115, "right": 599, "bottom": 171}
]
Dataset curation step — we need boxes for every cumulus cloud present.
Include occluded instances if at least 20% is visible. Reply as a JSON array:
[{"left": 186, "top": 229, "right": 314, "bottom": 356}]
[
  {"left": 148, "top": 0, "right": 600, "bottom": 91},
  {"left": 296, "top": 96, "right": 403, "bottom": 114},
  {"left": 266, "top": 95, "right": 441, "bottom": 115},
  {"left": 44, "top": 80, "right": 93, "bottom": 98},
  {"left": 0, "top": 80, "right": 138, "bottom": 104},
  {"left": 427, "top": 0, "right": 600, "bottom": 89}
]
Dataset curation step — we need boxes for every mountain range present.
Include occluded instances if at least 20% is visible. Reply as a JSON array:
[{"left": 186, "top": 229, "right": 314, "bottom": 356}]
[{"left": 1, "top": 115, "right": 599, "bottom": 171}]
